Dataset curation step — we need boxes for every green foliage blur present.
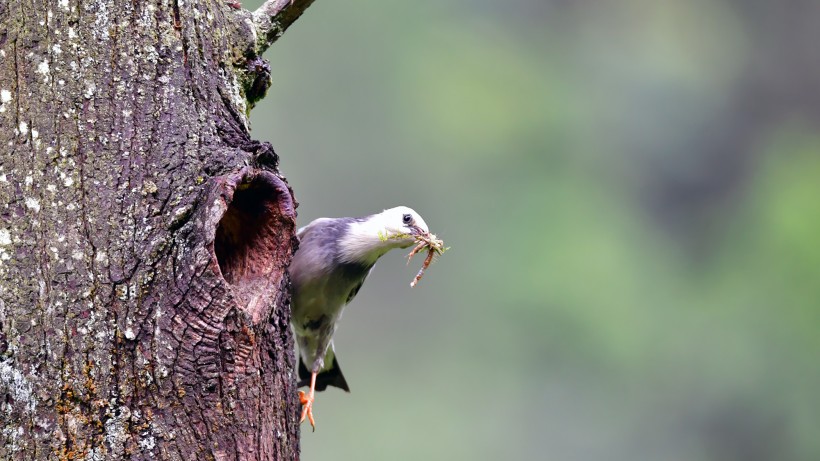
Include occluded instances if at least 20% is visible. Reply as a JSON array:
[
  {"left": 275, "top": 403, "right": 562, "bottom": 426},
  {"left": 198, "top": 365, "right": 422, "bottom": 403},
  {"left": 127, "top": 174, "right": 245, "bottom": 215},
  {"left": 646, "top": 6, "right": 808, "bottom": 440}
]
[{"left": 246, "top": 1, "right": 820, "bottom": 459}]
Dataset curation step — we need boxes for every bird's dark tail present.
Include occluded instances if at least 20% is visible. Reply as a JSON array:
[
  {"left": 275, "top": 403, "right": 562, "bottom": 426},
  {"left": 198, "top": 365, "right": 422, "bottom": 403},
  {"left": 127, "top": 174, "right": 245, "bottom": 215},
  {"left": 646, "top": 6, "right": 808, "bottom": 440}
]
[{"left": 298, "top": 355, "right": 350, "bottom": 392}]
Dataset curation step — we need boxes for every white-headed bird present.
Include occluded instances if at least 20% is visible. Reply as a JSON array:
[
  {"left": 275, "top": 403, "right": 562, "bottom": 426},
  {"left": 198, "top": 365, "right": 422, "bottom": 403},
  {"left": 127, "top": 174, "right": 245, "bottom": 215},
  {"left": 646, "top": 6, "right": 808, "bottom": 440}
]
[{"left": 289, "top": 206, "right": 430, "bottom": 429}]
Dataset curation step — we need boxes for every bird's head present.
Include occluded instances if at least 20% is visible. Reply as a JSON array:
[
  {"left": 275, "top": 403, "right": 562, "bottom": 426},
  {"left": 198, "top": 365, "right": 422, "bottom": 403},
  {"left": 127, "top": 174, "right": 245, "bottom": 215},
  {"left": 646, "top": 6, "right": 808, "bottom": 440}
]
[
  {"left": 339, "top": 206, "right": 429, "bottom": 264},
  {"left": 375, "top": 206, "right": 429, "bottom": 245}
]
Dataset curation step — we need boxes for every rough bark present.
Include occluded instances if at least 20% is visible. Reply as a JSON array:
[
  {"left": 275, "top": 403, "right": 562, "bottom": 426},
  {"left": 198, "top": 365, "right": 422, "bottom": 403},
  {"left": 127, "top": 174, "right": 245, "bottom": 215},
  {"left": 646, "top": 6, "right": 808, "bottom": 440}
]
[{"left": 0, "top": 0, "right": 312, "bottom": 459}]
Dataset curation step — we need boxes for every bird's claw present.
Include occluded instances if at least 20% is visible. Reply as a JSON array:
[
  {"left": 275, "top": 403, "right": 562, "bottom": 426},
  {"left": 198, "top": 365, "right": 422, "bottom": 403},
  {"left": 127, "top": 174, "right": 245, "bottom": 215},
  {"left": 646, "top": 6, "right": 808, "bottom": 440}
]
[{"left": 298, "top": 390, "right": 316, "bottom": 431}]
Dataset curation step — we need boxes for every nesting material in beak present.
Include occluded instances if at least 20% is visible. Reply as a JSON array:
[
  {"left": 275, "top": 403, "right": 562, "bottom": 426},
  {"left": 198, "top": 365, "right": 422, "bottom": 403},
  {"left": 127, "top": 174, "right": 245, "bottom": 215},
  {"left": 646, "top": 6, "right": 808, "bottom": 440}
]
[{"left": 406, "top": 231, "right": 448, "bottom": 287}]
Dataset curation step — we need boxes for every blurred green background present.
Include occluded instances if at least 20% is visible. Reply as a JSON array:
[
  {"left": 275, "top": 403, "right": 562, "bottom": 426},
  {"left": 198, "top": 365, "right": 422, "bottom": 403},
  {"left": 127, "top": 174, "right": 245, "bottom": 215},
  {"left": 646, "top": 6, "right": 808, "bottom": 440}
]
[{"left": 245, "top": 1, "right": 820, "bottom": 459}]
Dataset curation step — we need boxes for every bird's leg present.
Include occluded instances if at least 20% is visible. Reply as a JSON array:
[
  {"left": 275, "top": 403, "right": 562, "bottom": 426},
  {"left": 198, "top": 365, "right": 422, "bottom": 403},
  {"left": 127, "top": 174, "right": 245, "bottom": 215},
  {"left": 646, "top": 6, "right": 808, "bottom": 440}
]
[{"left": 298, "top": 372, "right": 317, "bottom": 431}]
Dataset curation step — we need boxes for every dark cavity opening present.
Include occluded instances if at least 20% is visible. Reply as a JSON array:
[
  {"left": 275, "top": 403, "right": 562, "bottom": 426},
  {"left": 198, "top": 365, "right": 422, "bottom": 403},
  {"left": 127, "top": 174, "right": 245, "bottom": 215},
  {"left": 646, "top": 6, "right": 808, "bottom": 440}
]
[{"left": 214, "top": 175, "right": 285, "bottom": 310}]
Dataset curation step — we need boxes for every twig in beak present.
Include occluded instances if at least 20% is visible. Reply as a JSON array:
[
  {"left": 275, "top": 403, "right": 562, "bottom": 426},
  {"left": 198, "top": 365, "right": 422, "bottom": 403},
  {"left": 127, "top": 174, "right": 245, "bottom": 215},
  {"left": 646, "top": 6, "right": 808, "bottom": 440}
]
[{"left": 406, "top": 232, "right": 447, "bottom": 287}]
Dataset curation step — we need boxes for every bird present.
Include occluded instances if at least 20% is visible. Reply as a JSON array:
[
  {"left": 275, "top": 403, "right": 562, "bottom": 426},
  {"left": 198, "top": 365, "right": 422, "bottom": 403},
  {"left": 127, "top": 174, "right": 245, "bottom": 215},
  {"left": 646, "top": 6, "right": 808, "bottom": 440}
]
[{"left": 288, "top": 206, "right": 430, "bottom": 430}]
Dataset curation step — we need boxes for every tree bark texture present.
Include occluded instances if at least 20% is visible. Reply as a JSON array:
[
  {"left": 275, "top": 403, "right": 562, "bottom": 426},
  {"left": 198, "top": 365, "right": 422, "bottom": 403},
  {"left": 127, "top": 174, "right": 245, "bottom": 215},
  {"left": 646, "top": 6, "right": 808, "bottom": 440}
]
[{"left": 0, "top": 0, "right": 312, "bottom": 459}]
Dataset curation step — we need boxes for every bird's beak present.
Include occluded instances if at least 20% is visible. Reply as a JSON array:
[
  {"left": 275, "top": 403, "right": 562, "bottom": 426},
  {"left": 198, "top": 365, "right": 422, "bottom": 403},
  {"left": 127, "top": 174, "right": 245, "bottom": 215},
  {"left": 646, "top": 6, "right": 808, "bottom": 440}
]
[{"left": 409, "top": 225, "right": 425, "bottom": 236}]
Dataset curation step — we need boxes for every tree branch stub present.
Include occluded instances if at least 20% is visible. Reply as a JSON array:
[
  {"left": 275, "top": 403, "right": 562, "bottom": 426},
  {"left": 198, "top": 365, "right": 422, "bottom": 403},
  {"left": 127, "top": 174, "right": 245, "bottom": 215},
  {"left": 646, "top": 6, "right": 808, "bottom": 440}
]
[{"left": 253, "top": 0, "right": 318, "bottom": 54}]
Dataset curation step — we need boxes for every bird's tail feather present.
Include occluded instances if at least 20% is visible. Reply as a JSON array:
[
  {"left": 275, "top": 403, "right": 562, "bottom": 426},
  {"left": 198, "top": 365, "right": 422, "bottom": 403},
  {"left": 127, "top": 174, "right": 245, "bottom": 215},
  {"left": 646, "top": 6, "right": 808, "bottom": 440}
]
[{"left": 298, "top": 355, "right": 350, "bottom": 392}]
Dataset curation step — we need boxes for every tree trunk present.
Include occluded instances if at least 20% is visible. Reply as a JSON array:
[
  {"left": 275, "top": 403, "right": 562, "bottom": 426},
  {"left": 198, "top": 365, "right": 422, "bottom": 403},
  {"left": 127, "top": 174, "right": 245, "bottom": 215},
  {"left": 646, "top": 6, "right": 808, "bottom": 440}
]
[{"left": 0, "top": 1, "right": 312, "bottom": 459}]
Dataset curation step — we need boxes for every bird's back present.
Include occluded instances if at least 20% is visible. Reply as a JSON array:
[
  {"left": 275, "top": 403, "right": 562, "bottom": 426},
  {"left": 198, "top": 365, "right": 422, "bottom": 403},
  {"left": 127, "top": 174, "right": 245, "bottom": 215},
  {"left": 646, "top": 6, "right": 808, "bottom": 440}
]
[{"left": 290, "top": 218, "right": 374, "bottom": 335}]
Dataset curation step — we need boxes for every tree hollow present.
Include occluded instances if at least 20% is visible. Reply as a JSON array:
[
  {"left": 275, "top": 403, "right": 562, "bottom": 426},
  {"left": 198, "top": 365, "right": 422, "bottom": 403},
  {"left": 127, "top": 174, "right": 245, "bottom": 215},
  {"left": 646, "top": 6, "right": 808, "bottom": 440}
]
[{"left": 212, "top": 169, "right": 295, "bottom": 323}]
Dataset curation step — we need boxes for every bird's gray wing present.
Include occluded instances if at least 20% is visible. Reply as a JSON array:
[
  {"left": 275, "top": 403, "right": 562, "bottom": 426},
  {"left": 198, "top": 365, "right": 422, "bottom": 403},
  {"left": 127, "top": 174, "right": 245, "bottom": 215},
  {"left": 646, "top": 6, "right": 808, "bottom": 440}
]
[
  {"left": 290, "top": 216, "right": 372, "bottom": 392},
  {"left": 297, "top": 217, "right": 335, "bottom": 240}
]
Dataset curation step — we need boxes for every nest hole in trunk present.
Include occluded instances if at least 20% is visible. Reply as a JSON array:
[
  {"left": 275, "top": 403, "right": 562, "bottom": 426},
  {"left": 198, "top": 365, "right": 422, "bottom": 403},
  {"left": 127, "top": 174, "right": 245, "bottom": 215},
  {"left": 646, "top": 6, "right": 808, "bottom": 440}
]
[{"left": 213, "top": 173, "right": 288, "bottom": 311}]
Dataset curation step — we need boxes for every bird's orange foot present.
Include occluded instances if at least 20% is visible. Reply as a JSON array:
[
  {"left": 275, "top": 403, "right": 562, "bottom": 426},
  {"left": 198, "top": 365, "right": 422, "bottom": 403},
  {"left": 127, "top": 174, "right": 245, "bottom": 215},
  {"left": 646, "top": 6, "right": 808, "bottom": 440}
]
[{"left": 298, "top": 390, "right": 316, "bottom": 431}]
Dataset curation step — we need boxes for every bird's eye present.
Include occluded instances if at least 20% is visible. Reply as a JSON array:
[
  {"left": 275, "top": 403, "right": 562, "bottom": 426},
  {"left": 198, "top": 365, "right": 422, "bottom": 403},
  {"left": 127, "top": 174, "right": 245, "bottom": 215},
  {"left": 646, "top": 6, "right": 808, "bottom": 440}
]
[{"left": 402, "top": 213, "right": 414, "bottom": 225}]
